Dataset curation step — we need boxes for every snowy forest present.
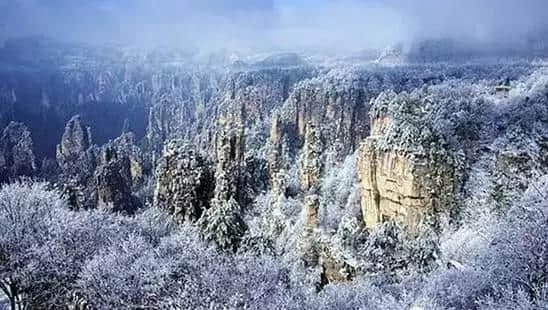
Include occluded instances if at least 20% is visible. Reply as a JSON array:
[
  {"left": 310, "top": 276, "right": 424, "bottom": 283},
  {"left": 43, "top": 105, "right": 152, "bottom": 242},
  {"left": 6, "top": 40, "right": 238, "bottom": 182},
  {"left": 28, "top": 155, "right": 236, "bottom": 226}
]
[
  {"left": 1, "top": 1, "right": 548, "bottom": 309},
  {"left": 0, "top": 36, "right": 546, "bottom": 309}
]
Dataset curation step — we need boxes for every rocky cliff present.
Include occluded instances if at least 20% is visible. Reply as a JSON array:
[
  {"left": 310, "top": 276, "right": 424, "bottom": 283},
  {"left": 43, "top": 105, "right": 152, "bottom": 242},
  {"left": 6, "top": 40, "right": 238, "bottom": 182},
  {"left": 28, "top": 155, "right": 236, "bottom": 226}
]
[
  {"left": 56, "top": 115, "right": 98, "bottom": 209},
  {"left": 357, "top": 91, "right": 461, "bottom": 230},
  {"left": 1, "top": 37, "right": 544, "bottom": 262},
  {"left": 95, "top": 155, "right": 135, "bottom": 214},
  {"left": 153, "top": 140, "right": 214, "bottom": 223},
  {"left": 55, "top": 115, "right": 141, "bottom": 212},
  {"left": 358, "top": 131, "right": 434, "bottom": 230},
  {"left": 275, "top": 70, "right": 371, "bottom": 162},
  {"left": 106, "top": 131, "right": 146, "bottom": 190},
  {"left": 56, "top": 115, "right": 94, "bottom": 175},
  {"left": 297, "top": 122, "right": 323, "bottom": 264},
  {"left": 0, "top": 122, "right": 36, "bottom": 182}
]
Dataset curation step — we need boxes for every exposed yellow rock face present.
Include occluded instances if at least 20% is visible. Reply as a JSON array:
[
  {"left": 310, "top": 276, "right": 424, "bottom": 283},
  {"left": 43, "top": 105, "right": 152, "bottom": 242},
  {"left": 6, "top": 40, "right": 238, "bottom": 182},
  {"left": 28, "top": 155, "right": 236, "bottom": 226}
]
[
  {"left": 370, "top": 116, "right": 392, "bottom": 136},
  {"left": 270, "top": 114, "right": 282, "bottom": 147},
  {"left": 299, "top": 122, "right": 322, "bottom": 191},
  {"left": 358, "top": 116, "right": 455, "bottom": 230},
  {"left": 358, "top": 139, "right": 429, "bottom": 229},
  {"left": 298, "top": 109, "right": 307, "bottom": 137},
  {"left": 268, "top": 114, "right": 288, "bottom": 196}
]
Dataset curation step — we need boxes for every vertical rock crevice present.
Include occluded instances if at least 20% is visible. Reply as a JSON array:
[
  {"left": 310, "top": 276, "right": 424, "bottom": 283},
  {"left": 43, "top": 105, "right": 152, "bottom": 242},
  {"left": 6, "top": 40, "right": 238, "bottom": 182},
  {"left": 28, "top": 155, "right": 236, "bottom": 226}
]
[{"left": 358, "top": 100, "right": 457, "bottom": 231}]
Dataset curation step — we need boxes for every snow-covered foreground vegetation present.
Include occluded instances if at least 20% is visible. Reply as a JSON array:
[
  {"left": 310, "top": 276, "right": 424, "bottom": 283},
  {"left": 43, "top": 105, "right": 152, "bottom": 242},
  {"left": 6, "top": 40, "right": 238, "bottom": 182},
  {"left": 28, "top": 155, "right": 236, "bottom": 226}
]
[
  {"left": 0, "top": 175, "right": 546, "bottom": 309},
  {"left": 1, "top": 36, "right": 548, "bottom": 308}
]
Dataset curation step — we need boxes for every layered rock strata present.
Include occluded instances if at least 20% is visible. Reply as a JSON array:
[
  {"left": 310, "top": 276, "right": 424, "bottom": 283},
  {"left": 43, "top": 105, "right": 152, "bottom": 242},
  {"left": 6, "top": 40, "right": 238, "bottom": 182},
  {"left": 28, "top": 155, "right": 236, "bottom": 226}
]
[{"left": 358, "top": 115, "right": 456, "bottom": 230}]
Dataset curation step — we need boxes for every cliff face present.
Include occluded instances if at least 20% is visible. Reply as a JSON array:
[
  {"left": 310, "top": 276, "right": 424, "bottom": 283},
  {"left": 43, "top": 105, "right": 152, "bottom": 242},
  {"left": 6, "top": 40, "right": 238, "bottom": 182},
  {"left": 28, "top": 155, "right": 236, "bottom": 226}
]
[
  {"left": 56, "top": 115, "right": 94, "bottom": 176},
  {"left": 55, "top": 115, "right": 140, "bottom": 212},
  {"left": 95, "top": 156, "right": 135, "bottom": 214},
  {"left": 358, "top": 135, "right": 432, "bottom": 229},
  {"left": 270, "top": 66, "right": 435, "bottom": 170},
  {"left": 297, "top": 122, "right": 323, "bottom": 264},
  {"left": 268, "top": 113, "right": 286, "bottom": 196},
  {"left": 275, "top": 71, "right": 370, "bottom": 162},
  {"left": 56, "top": 115, "right": 98, "bottom": 209},
  {"left": 0, "top": 122, "right": 36, "bottom": 182},
  {"left": 145, "top": 71, "right": 221, "bottom": 155},
  {"left": 145, "top": 68, "right": 314, "bottom": 158},
  {"left": 107, "top": 131, "right": 146, "bottom": 190},
  {"left": 4, "top": 38, "right": 542, "bottom": 262},
  {"left": 0, "top": 41, "right": 316, "bottom": 224},
  {"left": 214, "top": 115, "right": 246, "bottom": 203},
  {"left": 298, "top": 122, "right": 323, "bottom": 192},
  {"left": 0, "top": 67, "right": 151, "bottom": 160},
  {"left": 357, "top": 94, "right": 458, "bottom": 231}
]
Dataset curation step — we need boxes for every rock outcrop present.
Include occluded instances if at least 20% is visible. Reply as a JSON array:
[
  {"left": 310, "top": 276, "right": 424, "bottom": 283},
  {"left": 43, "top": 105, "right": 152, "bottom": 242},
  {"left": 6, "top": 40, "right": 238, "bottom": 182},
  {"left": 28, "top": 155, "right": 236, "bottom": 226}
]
[
  {"left": 153, "top": 140, "right": 214, "bottom": 223},
  {"left": 358, "top": 141, "right": 429, "bottom": 229},
  {"left": 298, "top": 194, "right": 320, "bottom": 265},
  {"left": 268, "top": 113, "right": 287, "bottom": 196},
  {"left": 56, "top": 115, "right": 98, "bottom": 209},
  {"left": 107, "top": 131, "right": 146, "bottom": 190},
  {"left": 299, "top": 122, "right": 323, "bottom": 191},
  {"left": 297, "top": 122, "right": 323, "bottom": 265},
  {"left": 145, "top": 72, "right": 220, "bottom": 155},
  {"left": 56, "top": 115, "right": 95, "bottom": 176},
  {"left": 319, "top": 248, "right": 355, "bottom": 286},
  {"left": 57, "top": 116, "right": 138, "bottom": 213},
  {"left": 276, "top": 71, "right": 371, "bottom": 161},
  {"left": 357, "top": 112, "right": 456, "bottom": 230},
  {"left": 214, "top": 115, "right": 246, "bottom": 204},
  {"left": 95, "top": 155, "right": 135, "bottom": 214},
  {"left": 0, "top": 122, "right": 36, "bottom": 182},
  {"left": 93, "top": 132, "right": 143, "bottom": 214},
  {"left": 198, "top": 112, "right": 249, "bottom": 251},
  {"left": 144, "top": 68, "right": 313, "bottom": 160}
]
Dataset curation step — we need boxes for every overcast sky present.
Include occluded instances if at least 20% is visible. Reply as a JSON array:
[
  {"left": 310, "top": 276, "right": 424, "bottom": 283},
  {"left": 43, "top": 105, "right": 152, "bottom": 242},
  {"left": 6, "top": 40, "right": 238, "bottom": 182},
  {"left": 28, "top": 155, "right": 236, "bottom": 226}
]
[{"left": 0, "top": 0, "right": 547, "bottom": 52}]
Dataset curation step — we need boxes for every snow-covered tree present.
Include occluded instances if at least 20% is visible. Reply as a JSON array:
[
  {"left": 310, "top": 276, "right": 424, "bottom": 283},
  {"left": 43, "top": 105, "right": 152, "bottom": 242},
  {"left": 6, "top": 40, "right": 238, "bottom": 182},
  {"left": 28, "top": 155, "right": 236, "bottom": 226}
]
[{"left": 199, "top": 197, "right": 246, "bottom": 252}]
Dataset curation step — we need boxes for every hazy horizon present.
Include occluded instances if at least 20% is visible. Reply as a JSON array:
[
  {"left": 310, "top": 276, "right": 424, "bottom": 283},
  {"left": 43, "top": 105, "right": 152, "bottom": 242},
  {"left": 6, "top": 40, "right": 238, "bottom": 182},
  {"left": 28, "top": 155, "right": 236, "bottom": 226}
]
[{"left": 1, "top": 0, "right": 547, "bottom": 53}]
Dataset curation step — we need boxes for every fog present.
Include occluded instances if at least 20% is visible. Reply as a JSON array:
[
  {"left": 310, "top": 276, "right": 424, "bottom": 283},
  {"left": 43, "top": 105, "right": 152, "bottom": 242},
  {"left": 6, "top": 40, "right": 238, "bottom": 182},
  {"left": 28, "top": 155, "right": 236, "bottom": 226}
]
[{"left": 0, "top": 0, "right": 547, "bottom": 53}]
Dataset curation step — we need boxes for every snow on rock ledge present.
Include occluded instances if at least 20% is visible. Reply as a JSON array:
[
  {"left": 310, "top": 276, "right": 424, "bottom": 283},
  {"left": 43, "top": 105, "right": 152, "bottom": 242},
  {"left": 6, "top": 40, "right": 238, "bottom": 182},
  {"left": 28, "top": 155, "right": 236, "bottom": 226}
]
[{"left": 358, "top": 115, "right": 456, "bottom": 231}]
